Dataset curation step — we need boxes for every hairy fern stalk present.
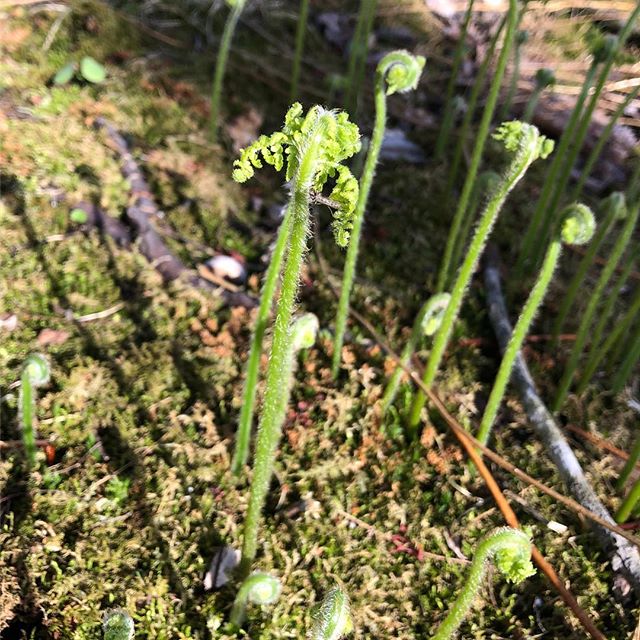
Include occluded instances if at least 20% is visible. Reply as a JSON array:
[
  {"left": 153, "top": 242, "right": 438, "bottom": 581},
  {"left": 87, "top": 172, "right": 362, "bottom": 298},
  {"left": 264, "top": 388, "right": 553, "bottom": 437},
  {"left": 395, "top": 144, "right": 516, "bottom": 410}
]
[{"left": 232, "top": 103, "right": 360, "bottom": 573}]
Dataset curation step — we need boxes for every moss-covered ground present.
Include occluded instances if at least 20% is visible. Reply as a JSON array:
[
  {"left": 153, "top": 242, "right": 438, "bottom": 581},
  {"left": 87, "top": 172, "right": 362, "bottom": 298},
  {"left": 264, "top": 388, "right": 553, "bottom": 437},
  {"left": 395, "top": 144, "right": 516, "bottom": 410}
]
[{"left": 1, "top": 1, "right": 638, "bottom": 638}]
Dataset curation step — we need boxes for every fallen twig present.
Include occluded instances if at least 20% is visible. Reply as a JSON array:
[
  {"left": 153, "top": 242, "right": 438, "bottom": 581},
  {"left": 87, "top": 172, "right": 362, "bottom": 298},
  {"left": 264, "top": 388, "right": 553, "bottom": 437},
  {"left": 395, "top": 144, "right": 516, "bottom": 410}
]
[{"left": 484, "top": 244, "right": 640, "bottom": 595}]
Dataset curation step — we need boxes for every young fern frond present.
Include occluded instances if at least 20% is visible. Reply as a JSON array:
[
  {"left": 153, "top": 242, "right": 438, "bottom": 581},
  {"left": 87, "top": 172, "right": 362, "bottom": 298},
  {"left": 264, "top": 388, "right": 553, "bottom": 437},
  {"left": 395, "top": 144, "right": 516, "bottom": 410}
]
[
  {"left": 475, "top": 204, "right": 595, "bottom": 447},
  {"left": 19, "top": 353, "right": 51, "bottom": 466},
  {"left": 229, "top": 572, "right": 281, "bottom": 628},
  {"left": 310, "top": 586, "right": 353, "bottom": 640},
  {"left": 432, "top": 528, "right": 535, "bottom": 640},
  {"left": 235, "top": 104, "right": 360, "bottom": 574},
  {"left": 381, "top": 293, "right": 450, "bottom": 416},
  {"left": 550, "top": 192, "right": 626, "bottom": 346},
  {"left": 210, "top": 0, "right": 247, "bottom": 141},
  {"left": 522, "top": 68, "right": 555, "bottom": 123},
  {"left": 332, "top": 50, "right": 425, "bottom": 379},
  {"left": 616, "top": 476, "right": 640, "bottom": 524},
  {"left": 553, "top": 199, "right": 639, "bottom": 412},
  {"left": 436, "top": 0, "right": 520, "bottom": 292},
  {"left": 103, "top": 609, "right": 135, "bottom": 640},
  {"left": 408, "top": 121, "right": 553, "bottom": 434}
]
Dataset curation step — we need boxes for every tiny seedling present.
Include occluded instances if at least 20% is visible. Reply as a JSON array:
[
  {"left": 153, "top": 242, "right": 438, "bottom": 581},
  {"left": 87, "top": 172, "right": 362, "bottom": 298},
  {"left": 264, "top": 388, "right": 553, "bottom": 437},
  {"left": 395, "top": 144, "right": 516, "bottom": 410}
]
[
  {"left": 332, "top": 50, "right": 425, "bottom": 378},
  {"left": 409, "top": 121, "right": 554, "bottom": 433},
  {"left": 19, "top": 353, "right": 51, "bottom": 466},
  {"left": 432, "top": 528, "right": 535, "bottom": 640},
  {"left": 522, "top": 68, "right": 555, "bottom": 123},
  {"left": 381, "top": 292, "right": 450, "bottom": 416},
  {"left": 210, "top": 0, "right": 247, "bottom": 140},
  {"left": 103, "top": 609, "right": 134, "bottom": 640},
  {"left": 229, "top": 572, "right": 281, "bottom": 628},
  {"left": 553, "top": 198, "right": 639, "bottom": 411},
  {"left": 310, "top": 586, "right": 353, "bottom": 640},
  {"left": 476, "top": 204, "right": 595, "bottom": 447},
  {"left": 53, "top": 56, "right": 106, "bottom": 85},
  {"left": 232, "top": 103, "right": 360, "bottom": 573},
  {"left": 437, "top": 0, "right": 520, "bottom": 292}
]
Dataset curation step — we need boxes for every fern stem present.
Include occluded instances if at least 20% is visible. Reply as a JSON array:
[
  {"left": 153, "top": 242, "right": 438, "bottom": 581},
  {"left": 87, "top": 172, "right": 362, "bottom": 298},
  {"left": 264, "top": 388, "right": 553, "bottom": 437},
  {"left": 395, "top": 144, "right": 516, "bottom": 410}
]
[
  {"left": 552, "top": 201, "right": 639, "bottom": 412},
  {"left": 434, "top": 0, "right": 475, "bottom": 159},
  {"left": 290, "top": 0, "right": 310, "bottom": 102},
  {"left": 436, "top": 0, "right": 519, "bottom": 293},
  {"left": 616, "top": 476, "right": 640, "bottom": 524},
  {"left": 332, "top": 51, "right": 424, "bottom": 379},
  {"left": 231, "top": 203, "right": 293, "bottom": 475},
  {"left": 210, "top": 0, "right": 246, "bottom": 141}
]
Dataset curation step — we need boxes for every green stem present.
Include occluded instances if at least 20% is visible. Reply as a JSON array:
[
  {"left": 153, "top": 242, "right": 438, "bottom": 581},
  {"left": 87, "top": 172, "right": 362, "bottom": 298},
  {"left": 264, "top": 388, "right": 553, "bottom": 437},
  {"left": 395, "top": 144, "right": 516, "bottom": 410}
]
[
  {"left": 434, "top": 0, "right": 475, "bottom": 159},
  {"left": 290, "top": 0, "right": 310, "bottom": 102},
  {"left": 436, "top": 0, "right": 519, "bottom": 292},
  {"left": 210, "top": 0, "right": 245, "bottom": 141},
  {"left": 571, "top": 85, "right": 640, "bottom": 202},
  {"left": 499, "top": 29, "right": 526, "bottom": 121},
  {"left": 515, "top": 62, "right": 599, "bottom": 276},
  {"left": 476, "top": 203, "right": 594, "bottom": 446},
  {"left": 527, "top": 4, "right": 640, "bottom": 270},
  {"left": 441, "top": 14, "right": 507, "bottom": 215},
  {"left": 552, "top": 202, "right": 639, "bottom": 412},
  {"left": 20, "top": 368, "right": 36, "bottom": 466},
  {"left": 478, "top": 240, "right": 562, "bottom": 444},
  {"left": 522, "top": 85, "right": 543, "bottom": 123},
  {"left": 432, "top": 528, "right": 534, "bottom": 640},
  {"left": 344, "top": 0, "right": 378, "bottom": 116},
  {"left": 550, "top": 193, "right": 623, "bottom": 346},
  {"left": 240, "top": 116, "right": 329, "bottom": 574},
  {"left": 381, "top": 293, "right": 450, "bottom": 415},
  {"left": 616, "top": 476, "right": 640, "bottom": 524},
  {"left": 332, "top": 51, "right": 424, "bottom": 379},
  {"left": 617, "top": 434, "right": 640, "bottom": 491},
  {"left": 612, "top": 324, "right": 640, "bottom": 394},
  {"left": 231, "top": 203, "right": 294, "bottom": 475},
  {"left": 409, "top": 121, "right": 552, "bottom": 433},
  {"left": 577, "top": 282, "right": 640, "bottom": 393}
]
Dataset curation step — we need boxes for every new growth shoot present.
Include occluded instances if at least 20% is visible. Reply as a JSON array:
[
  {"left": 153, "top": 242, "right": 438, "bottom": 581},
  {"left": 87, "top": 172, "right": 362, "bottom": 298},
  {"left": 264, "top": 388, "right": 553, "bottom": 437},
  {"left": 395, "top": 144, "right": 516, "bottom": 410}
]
[
  {"left": 381, "top": 292, "right": 450, "bottom": 416},
  {"left": 332, "top": 50, "right": 425, "bottom": 379},
  {"left": 408, "top": 121, "right": 554, "bottom": 433},
  {"left": 310, "top": 586, "right": 353, "bottom": 640},
  {"left": 432, "top": 528, "right": 535, "bottom": 640},
  {"left": 229, "top": 572, "right": 281, "bottom": 628},
  {"left": 19, "top": 353, "right": 51, "bottom": 466},
  {"left": 103, "top": 609, "right": 135, "bottom": 640},
  {"left": 475, "top": 204, "right": 595, "bottom": 447},
  {"left": 232, "top": 103, "right": 360, "bottom": 573},
  {"left": 522, "top": 68, "right": 555, "bottom": 123}
]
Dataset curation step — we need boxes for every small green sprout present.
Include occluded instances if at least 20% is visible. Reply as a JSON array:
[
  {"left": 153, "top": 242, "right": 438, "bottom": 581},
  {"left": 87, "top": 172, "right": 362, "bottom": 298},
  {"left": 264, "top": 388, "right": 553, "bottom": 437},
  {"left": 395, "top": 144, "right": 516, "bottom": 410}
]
[
  {"left": 432, "top": 528, "right": 535, "bottom": 640},
  {"left": 476, "top": 204, "right": 595, "bottom": 447},
  {"left": 234, "top": 104, "right": 360, "bottom": 574},
  {"left": 381, "top": 293, "right": 450, "bottom": 416},
  {"left": 53, "top": 57, "right": 106, "bottom": 85},
  {"left": 332, "top": 50, "right": 424, "bottom": 378},
  {"left": 19, "top": 353, "right": 51, "bottom": 466},
  {"left": 310, "top": 586, "right": 353, "bottom": 640},
  {"left": 291, "top": 312, "right": 319, "bottom": 351},
  {"left": 229, "top": 572, "right": 281, "bottom": 629},
  {"left": 409, "top": 121, "right": 553, "bottom": 434},
  {"left": 103, "top": 609, "right": 134, "bottom": 640},
  {"left": 522, "top": 68, "right": 555, "bottom": 123}
]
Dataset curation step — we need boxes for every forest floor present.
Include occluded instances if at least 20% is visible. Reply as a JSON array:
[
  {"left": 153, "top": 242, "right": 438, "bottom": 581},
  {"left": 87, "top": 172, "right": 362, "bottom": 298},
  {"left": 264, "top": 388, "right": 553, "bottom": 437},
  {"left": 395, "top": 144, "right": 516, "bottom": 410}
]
[{"left": 1, "top": 1, "right": 639, "bottom": 638}]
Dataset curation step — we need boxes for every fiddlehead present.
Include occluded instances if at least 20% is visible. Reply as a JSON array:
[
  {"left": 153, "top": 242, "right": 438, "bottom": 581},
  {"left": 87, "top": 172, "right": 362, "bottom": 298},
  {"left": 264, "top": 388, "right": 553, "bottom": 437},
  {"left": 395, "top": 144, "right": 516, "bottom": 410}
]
[
  {"left": 376, "top": 49, "right": 425, "bottom": 95},
  {"left": 432, "top": 528, "right": 534, "bottom": 640},
  {"left": 229, "top": 572, "right": 281, "bottom": 628},
  {"left": 19, "top": 353, "right": 51, "bottom": 466},
  {"left": 103, "top": 609, "right": 135, "bottom": 640}
]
